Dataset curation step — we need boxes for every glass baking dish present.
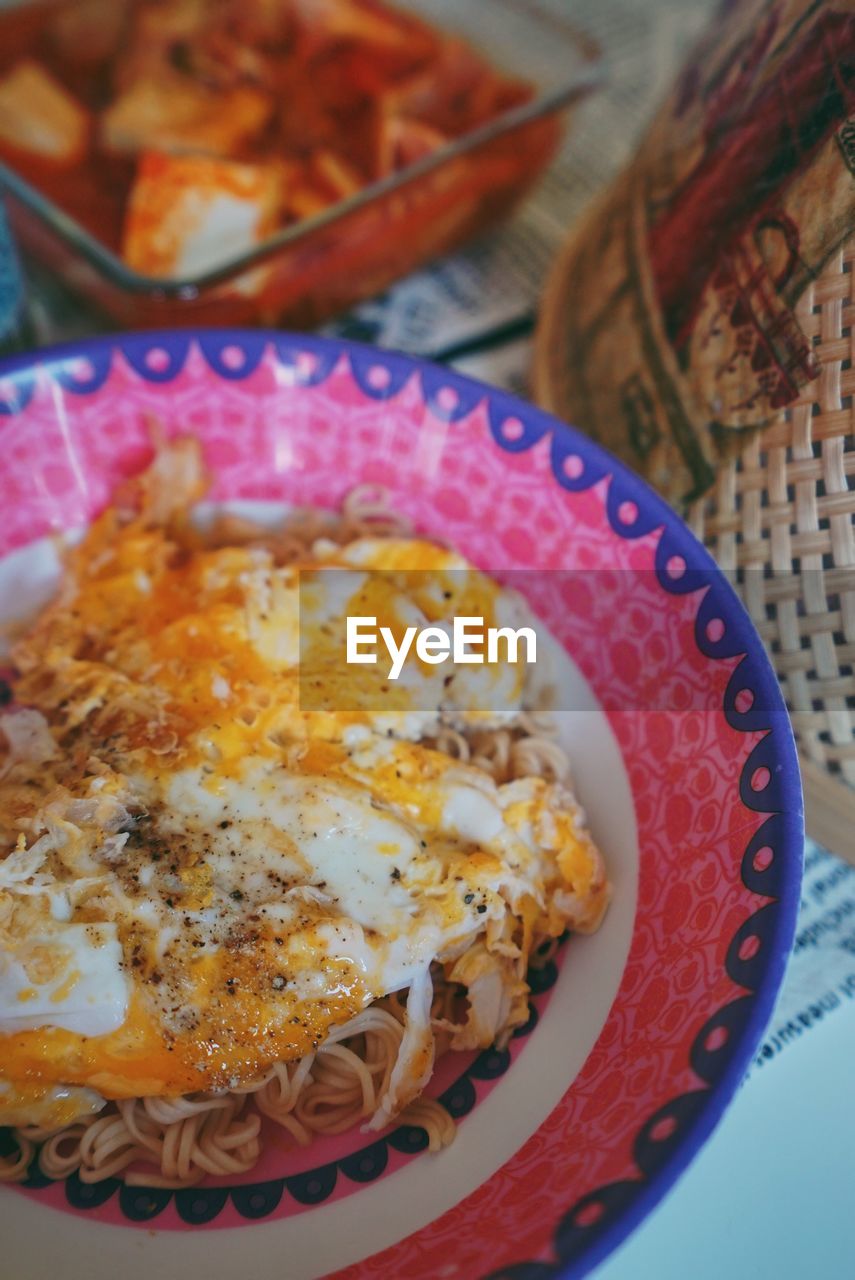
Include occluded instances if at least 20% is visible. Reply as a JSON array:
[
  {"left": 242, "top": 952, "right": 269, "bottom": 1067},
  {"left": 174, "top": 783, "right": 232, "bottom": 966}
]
[{"left": 0, "top": 0, "right": 600, "bottom": 330}]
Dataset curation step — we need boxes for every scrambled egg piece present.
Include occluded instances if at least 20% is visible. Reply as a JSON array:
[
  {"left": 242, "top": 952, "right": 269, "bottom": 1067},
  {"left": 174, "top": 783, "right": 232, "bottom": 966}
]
[{"left": 0, "top": 444, "right": 608, "bottom": 1128}]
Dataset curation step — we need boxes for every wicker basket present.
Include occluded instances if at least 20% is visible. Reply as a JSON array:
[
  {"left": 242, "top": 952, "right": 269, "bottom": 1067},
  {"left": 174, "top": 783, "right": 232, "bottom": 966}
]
[
  {"left": 689, "top": 245, "right": 855, "bottom": 860},
  {"left": 532, "top": 0, "right": 855, "bottom": 859}
]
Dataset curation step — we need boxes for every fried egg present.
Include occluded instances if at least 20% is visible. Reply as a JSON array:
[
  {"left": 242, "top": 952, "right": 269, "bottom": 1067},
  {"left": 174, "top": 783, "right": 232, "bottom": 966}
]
[{"left": 0, "top": 455, "right": 608, "bottom": 1130}]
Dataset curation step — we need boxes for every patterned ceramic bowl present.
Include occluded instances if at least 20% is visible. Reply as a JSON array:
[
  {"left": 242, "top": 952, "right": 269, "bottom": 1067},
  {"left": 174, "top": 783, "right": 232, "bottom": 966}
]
[{"left": 0, "top": 332, "right": 802, "bottom": 1280}]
